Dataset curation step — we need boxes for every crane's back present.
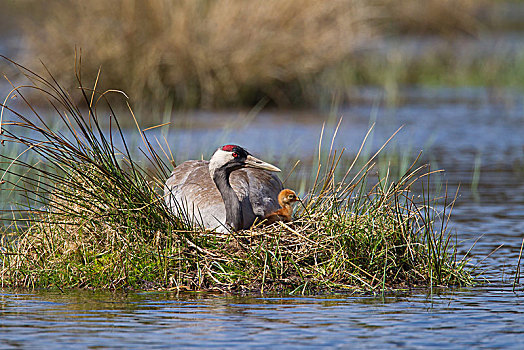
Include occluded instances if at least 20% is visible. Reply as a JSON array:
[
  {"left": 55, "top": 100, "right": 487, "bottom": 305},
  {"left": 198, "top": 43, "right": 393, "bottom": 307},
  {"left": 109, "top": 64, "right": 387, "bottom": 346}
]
[{"left": 164, "top": 160, "right": 283, "bottom": 231}]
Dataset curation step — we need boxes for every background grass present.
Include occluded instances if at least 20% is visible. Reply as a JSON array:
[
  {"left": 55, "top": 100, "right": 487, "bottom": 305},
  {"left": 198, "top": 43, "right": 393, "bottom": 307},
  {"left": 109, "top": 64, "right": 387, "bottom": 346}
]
[{"left": 1, "top": 0, "right": 493, "bottom": 109}]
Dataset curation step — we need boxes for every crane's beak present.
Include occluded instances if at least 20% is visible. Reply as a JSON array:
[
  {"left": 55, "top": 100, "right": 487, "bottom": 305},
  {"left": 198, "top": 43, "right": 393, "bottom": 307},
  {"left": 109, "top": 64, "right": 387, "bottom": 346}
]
[{"left": 245, "top": 155, "right": 281, "bottom": 172}]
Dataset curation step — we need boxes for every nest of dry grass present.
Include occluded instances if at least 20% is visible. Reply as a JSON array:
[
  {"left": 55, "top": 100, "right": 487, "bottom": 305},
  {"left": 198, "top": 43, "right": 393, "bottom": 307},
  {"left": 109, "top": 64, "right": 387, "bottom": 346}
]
[{"left": 2, "top": 169, "right": 472, "bottom": 294}]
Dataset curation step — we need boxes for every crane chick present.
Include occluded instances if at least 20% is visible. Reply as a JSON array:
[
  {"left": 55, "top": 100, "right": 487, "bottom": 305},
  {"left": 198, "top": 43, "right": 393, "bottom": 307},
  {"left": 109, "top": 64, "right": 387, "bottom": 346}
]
[{"left": 264, "top": 189, "right": 299, "bottom": 224}]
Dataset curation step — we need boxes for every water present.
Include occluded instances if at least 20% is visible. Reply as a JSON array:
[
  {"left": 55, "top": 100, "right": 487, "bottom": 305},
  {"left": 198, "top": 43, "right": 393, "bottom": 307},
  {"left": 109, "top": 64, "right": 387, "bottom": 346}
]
[
  {"left": 2, "top": 286, "right": 524, "bottom": 349},
  {"left": 1, "top": 86, "right": 524, "bottom": 348}
]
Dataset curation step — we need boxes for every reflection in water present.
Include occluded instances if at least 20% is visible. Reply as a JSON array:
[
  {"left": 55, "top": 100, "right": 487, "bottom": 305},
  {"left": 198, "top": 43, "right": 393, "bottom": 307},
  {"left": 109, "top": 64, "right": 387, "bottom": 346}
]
[{"left": 2, "top": 288, "right": 524, "bottom": 349}]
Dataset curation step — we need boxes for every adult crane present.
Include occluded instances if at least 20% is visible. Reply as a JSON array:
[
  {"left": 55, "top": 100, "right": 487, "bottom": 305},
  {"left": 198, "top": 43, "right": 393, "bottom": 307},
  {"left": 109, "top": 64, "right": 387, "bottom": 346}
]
[{"left": 165, "top": 145, "right": 283, "bottom": 232}]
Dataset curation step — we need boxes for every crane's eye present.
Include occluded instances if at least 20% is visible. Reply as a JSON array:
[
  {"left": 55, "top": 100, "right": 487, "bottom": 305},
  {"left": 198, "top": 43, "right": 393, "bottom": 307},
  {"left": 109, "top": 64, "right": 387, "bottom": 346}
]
[{"left": 232, "top": 152, "right": 238, "bottom": 158}]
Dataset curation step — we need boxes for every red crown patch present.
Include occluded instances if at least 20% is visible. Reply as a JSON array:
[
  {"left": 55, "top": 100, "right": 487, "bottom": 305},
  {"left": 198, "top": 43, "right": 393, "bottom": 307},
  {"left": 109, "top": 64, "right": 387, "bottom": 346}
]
[{"left": 221, "top": 145, "right": 239, "bottom": 152}]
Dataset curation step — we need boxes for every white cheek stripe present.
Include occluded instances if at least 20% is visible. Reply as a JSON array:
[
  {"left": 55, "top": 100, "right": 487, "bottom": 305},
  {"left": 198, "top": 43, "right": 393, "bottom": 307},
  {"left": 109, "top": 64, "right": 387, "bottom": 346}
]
[{"left": 209, "top": 148, "right": 235, "bottom": 178}]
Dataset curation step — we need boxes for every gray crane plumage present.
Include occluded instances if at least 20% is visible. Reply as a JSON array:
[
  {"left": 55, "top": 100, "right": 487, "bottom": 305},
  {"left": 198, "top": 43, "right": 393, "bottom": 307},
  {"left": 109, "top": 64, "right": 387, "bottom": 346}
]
[{"left": 164, "top": 145, "right": 283, "bottom": 232}]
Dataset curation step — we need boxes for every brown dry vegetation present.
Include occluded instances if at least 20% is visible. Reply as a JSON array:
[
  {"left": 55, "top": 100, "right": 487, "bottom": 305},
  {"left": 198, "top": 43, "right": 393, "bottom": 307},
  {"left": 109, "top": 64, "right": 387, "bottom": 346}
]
[
  {"left": 383, "top": 0, "right": 482, "bottom": 35},
  {"left": 8, "top": 0, "right": 484, "bottom": 108},
  {"left": 16, "top": 0, "right": 374, "bottom": 108}
]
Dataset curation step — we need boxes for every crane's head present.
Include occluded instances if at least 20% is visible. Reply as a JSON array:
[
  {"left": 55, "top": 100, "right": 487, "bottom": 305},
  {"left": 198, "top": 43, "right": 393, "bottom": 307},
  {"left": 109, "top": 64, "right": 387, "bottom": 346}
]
[
  {"left": 210, "top": 145, "right": 281, "bottom": 176},
  {"left": 278, "top": 189, "right": 299, "bottom": 205}
]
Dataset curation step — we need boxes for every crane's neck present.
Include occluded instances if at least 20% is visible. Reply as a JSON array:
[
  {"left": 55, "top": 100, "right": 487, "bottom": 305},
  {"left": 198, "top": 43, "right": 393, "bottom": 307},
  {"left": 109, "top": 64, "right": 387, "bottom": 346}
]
[
  {"left": 281, "top": 203, "right": 292, "bottom": 215},
  {"left": 212, "top": 167, "right": 243, "bottom": 231}
]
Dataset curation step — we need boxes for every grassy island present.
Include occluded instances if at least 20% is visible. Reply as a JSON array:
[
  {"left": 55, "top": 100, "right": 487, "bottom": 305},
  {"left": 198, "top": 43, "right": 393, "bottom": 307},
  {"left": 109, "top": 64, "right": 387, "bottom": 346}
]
[{"left": 0, "top": 59, "right": 474, "bottom": 294}]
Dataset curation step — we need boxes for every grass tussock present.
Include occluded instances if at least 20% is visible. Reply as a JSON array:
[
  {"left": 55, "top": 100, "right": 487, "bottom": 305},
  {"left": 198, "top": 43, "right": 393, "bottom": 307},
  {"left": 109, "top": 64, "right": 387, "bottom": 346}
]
[
  {"left": 10, "top": 0, "right": 484, "bottom": 108},
  {"left": 1, "top": 59, "right": 474, "bottom": 293}
]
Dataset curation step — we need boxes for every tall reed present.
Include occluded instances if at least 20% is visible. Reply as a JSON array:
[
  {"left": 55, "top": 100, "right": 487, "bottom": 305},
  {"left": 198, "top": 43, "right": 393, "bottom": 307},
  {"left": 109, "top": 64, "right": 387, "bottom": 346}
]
[{"left": 1, "top": 58, "right": 474, "bottom": 292}]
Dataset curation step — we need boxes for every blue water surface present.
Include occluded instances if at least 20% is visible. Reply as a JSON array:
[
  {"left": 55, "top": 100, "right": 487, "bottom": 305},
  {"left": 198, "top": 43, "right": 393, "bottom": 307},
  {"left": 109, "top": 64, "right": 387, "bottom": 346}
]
[{"left": 1, "top": 286, "right": 524, "bottom": 349}]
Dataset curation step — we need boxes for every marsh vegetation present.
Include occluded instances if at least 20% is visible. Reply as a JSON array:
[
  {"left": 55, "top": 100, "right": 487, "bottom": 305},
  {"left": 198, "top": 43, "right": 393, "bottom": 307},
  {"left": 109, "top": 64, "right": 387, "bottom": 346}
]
[
  {"left": 2, "top": 0, "right": 492, "bottom": 109},
  {"left": 0, "top": 59, "right": 474, "bottom": 293}
]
